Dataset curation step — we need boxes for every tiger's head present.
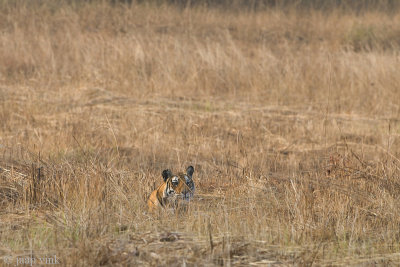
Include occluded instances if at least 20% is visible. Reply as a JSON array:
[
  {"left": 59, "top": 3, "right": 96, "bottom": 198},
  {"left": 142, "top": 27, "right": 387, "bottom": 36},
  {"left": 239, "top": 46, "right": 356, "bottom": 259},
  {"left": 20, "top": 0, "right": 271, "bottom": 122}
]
[
  {"left": 147, "top": 166, "right": 195, "bottom": 211},
  {"left": 161, "top": 166, "right": 195, "bottom": 200},
  {"left": 148, "top": 165, "right": 195, "bottom": 211}
]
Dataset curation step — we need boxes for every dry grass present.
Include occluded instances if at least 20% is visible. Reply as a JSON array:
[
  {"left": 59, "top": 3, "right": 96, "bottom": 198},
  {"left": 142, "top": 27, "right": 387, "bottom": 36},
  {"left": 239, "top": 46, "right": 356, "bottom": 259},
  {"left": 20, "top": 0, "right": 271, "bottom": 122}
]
[{"left": 1, "top": 1, "right": 400, "bottom": 266}]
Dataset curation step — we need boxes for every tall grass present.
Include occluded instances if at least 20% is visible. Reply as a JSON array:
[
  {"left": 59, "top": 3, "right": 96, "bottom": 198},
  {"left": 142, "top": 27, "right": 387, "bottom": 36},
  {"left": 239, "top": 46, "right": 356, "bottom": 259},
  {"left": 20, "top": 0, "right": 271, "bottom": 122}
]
[{"left": 1, "top": 1, "right": 400, "bottom": 265}]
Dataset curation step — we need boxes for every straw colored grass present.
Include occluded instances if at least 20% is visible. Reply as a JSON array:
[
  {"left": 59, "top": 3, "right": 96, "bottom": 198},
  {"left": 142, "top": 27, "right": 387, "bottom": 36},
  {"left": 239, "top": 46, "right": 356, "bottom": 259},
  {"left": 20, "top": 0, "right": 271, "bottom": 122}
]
[{"left": 1, "top": 1, "right": 400, "bottom": 265}]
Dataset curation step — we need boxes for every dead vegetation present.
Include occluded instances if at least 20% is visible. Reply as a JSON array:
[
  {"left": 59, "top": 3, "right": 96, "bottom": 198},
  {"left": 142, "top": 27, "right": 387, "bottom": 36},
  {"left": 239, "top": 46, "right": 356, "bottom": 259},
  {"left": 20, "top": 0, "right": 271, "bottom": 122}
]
[{"left": 1, "top": 1, "right": 400, "bottom": 266}]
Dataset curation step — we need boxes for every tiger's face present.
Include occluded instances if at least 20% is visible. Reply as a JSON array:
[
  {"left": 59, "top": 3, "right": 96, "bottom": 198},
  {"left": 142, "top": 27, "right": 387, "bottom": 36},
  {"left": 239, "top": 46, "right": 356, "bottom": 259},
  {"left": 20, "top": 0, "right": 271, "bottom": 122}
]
[
  {"left": 148, "top": 166, "right": 195, "bottom": 211},
  {"left": 164, "top": 174, "right": 182, "bottom": 197},
  {"left": 162, "top": 166, "right": 195, "bottom": 200}
]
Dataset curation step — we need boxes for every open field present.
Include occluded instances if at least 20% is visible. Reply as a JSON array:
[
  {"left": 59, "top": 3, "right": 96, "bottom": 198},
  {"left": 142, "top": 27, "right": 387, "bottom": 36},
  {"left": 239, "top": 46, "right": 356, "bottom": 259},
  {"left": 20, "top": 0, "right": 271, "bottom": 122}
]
[{"left": 1, "top": 1, "right": 400, "bottom": 265}]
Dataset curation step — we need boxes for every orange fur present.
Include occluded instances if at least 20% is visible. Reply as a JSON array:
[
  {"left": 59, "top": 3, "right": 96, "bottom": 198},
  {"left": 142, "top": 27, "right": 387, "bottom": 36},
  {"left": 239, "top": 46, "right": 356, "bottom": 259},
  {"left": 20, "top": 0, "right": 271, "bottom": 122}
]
[{"left": 148, "top": 167, "right": 195, "bottom": 212}]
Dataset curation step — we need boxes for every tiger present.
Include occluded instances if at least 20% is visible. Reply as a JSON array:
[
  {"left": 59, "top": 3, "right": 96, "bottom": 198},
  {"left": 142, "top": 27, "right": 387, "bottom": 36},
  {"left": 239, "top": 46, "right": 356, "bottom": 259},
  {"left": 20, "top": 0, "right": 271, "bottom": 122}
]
[{"left": 147, "top": 166, "right": 195, "bottom": 211}]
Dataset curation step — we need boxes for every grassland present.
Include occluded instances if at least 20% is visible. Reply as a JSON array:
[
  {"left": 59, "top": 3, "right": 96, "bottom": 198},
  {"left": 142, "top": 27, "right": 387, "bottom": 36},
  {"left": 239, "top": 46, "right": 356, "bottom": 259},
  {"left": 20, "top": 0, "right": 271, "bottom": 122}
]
[{"left": 1, "top": 1, "right": 400, "bottom": 265}]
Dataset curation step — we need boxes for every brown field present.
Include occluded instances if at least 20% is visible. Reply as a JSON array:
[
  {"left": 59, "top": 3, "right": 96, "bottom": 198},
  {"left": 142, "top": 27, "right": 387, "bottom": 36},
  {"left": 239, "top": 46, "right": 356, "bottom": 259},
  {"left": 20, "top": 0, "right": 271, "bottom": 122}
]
[{"left": 1, "top": 1, "right": 400, "bottom": 266}]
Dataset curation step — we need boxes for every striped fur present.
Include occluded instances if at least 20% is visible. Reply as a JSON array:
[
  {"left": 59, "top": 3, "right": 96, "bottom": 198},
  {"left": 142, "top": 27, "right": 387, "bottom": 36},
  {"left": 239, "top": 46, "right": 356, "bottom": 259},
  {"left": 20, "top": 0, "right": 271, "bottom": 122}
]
[{"left": 147, "top": 166, "right": 195, "bottom": 211}]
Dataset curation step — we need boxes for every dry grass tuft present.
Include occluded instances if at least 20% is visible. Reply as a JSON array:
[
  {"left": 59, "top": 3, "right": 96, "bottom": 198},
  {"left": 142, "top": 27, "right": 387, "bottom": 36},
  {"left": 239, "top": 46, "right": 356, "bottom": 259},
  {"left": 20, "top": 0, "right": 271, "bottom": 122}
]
[{"left": 1, "top": 1, "right": 400, "bottom": 265}]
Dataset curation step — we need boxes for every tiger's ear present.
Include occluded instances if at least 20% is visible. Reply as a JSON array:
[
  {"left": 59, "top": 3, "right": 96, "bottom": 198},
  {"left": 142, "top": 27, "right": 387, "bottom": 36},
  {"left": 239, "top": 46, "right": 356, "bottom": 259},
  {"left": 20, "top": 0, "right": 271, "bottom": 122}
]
[
  {"left": 162, "top": 169, "right": 172, "bottom": 182},
  {"left": 186, "top": 166, "right": 194, "bottom": 178}
]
